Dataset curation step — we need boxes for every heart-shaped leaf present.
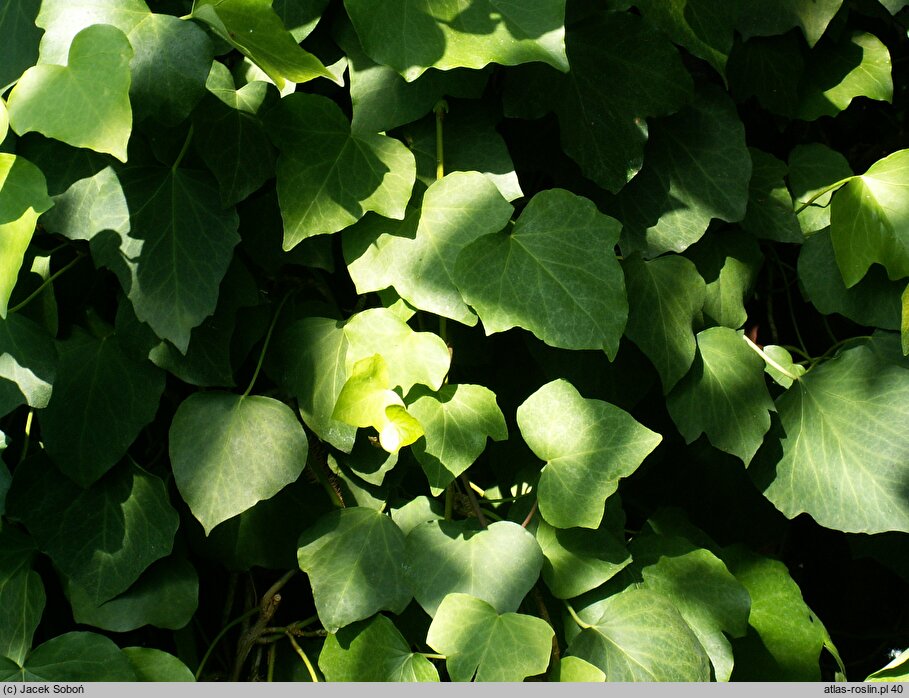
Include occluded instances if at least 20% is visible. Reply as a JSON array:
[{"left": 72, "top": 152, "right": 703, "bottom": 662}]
[{"left": 0, "top": 632, "right": 136, "bottom": 681}]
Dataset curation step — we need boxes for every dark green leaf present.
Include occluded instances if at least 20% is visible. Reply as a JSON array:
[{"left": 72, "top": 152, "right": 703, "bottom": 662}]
[
  {"left": 0, "top": 632, "right": 136, "bottom": 681},
  {"left": 0, "top": 314, "right": 56, "bottom": 418},
  {"left": 727, "top": 34, "right": 804, "bottom": 117},
  {"left": 788, "top": 143, "right": 853, "bottom": 234},
  {"left": 741, "top": 149, "right": 803, "bottom": 243},
  {"left": 122, "top": 647, "right": 194, "bottom": 682},
  {"left": 736, "top": 0, "right": 844, "bottom": 47},
  {"left": 0, "top": 527, "right": 44, "bottom": 665},
  {"left": 0, "top": 0, "right": 41, "bottom": 89}
]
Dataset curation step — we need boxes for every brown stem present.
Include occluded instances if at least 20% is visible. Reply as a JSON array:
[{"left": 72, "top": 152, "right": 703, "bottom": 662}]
[
  {"left": 521, "top": 499, "right": 538, "bottom": 528},
  {"left": 231, "top": 571, "right": 298, "bottom": 680},
  {"left": 460, "top": 474, "right": 487, "bottom": 528}
]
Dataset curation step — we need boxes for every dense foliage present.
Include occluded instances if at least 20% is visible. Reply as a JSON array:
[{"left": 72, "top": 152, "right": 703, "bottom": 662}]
[{"left": 1, "top": 0, "right": 909, "bottom": 683}]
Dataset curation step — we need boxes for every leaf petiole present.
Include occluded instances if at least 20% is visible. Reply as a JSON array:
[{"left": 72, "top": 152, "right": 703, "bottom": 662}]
[
  {"left": 793, "top": 175, "right": 854, "bottom": 214},
  {"left": 742, "top": 335, "right": 800, "bottom": 383},
  {"left": 563, "top": 600, "right": 593, "bottom": 630},
  {"left": 8, "top": 252, "right": 86, "bottom": 315}
]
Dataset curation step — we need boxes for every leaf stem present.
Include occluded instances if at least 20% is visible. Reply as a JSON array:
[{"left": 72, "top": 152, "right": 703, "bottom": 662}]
[
  {"left": 172, "top": 124, "right": 195, "bottom": 171},
  {"left": 8, "top": 253, "right": 86, "bottom": 315},
  {"left": 434, "top": 100, "right": 448, "bottom": 181},
  {"left": 460, "top": 473, "right": 487, "bottom": 527},
  {"left": 420, "top": 653, "right": 446, "bottom": 660},
  {"left": 19, "top": 409, "right": 34, "bottom": 463},
  {"left": 286, "top": 633, "right": 319, "bottom": 682},
  {"left": 563, "top": 600, "right": 593, "bottom": 630},
  {"left": 242, "top": 291, "right": 293, "bottom": 398},
  {"left": 266, "top": 644, "right": 276, "bottom": 682},
  {"left": 793, "top": 175, "right": 853, "bottom": 214},
  {"left": 742, "top": 335, "right": 800, "bottom": 383},
  {"left": 194, "top": 608, "right": 259, "bottom": 680},
  {"left": 521, "top": 499, "right": 538, "bottom": 528}
]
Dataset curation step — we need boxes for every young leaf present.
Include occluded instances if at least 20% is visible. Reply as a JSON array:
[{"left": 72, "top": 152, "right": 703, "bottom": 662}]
[
  {"left": 7, "top": 25, "right": 133, "bottom": 162},
  {"left": 0, "top": 632, "right": 136, "bottom": 682},
  {"left": 427, "top": 593, "right": 554, "bottom": 682},
  {"left": 297, "top": 508, "right": 411, "bottom": 632},
  {"left": 169, "top": 392, "right": 309, "bottom": 535},
  {"left": 319, "top": 615, "right": 439, "bottom": 682},
  {"left": 455, "top": 189, "right": 627, "bottom": 357},
  {"left": 517, "top": 379, "right": 661, "bottom": 529},
  {"left": 405, "top": 520, "right": 543, "bottom": 617},
  {"left": 122, "top": 648, "right": 194, "bottom": 682},
  {"left": 0, "top": 527, "right": 45, "bottom": 666}
]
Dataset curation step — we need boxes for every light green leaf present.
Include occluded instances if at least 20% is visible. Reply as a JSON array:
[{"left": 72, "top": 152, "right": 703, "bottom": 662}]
[
  {"left": 903, "top": 284, "right": 909, "bottom": 356},
  {"left": 405, "top": 520, "right": 543, "bottom": 617},
  {"left": 0, "top": 0, "right": 41, "bottom": 88},
  {"left": 38, "top": 329, "right": 164, "bottom": 486},
  {"left": 620, "top": 86, "right": 751, "bottom": 256},
  {"left": 170, "top": 392, "right": 309, "bottom": 535},
  {"left": 427, "top": 593, "right": 554, "bottom": 682},
  {"left": 736, "top": 0, "right": 844, "bottom": 47},
  {"left": 798, "top": 31, "right": 892, "bottom": 120},
  {"left": 319, "top": 615, "right": 439, "bottom": 682},
  {"left": 35, "top": 0, "right": 150, "bottom": 64},
  {"left": 667, "top": 327, "right": 774, "bottom": 465},
  {"left": 866, "top": 648, "right": 909, "bottom": 681},
  {"left": 297, "top": 507, "right": 411, "bottom": 632},
  {"left": 389, "top": 496, "right": 445, "bottom": 536},
  {"left": 568, "top": 587, "right": 711, "bottom": 681},
  {"left": 122, "top": 648, "right": 194, "bottom": 682},
  {"left": 92, "top": 167, "right": 240, "bottom": 352},
  {"left": 830, "top": 149, "right": 909, "bottom": 287},
  {"left": 41, "top": 165, "right": 129, "bottom": 242},
  {"left": 345, "top": 172, "right": 514, "bottom": 326},
  {"left": 0, "top": 314, "right": 56, "bottom": 418},
  {"left": 455, "top": 189, "right": 627, "bottom": 356},
  {"left": 880, "top": 0, "right": 909, "bottom": 12},
  {"left": 551, "top": 656, "right": 605, "bottom": 682},
  {"left": 128, "top": 13, "right": 213, "bottom": 125},
  {"left": 66, "top": 557, "right": 198, "bottom": 633},
  {"left": 343, "top": 0, "right": 568, "bottom": 82},
  {"left": 0, "top": 527, "right": 44, "bottom": 666},
  {"left": 623, "top": 254, "right": 706, "bottom": 393},
  {"left": 0, "top": 632, "right": 136, "bottom": 682},
  {"left": 761, "top": 346, "right": 806, "bottom": 389},
  {"left": 192, "top": 0, "right": 337, "bottom": 88},
  {"left": 407, "top": 384, "right": 507, "bottom": 495},
  {"left": 7, "top": 457, "right": 178, "bottom": 605},
  {"left": 517, "top": 379, "right": 661, "bottom": 529},
  {"left": 0, "top": 100, "right": 7, "bottom": 144},
  {"left": 274, "top": 0, "right": 330, "bottom": 41},
  {"left": 8, "top": 25, "right": 132, "bottom": 162},
  {"left": 754, "top": 335, "right": 909, "bottom": 533},
  {"left": 632, "top": 535, "right": 751, "bottom": 682},
  {"left": 0, "top": 154, "right": 53, "bottom": 319},
  {"left": 741, "top": 149, "right": 803, "bottom": 243},
  {"left": 266, "top": 93, "right": 416, "bottom": 247},
  {"left": 789, "top": 143, "right": 853, "bottom": 235}
]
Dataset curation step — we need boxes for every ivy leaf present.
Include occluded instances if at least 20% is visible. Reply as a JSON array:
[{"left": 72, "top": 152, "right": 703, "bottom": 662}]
[
  {"left": 740, "top": 149, "right": 803, "bottom": 243},
  {"left": 7, "top": 457, "right": 179, "bottom": 605},
  {"left": 265, "top": 93, "right": 416, "bottom": 247},
  {"left": 0, "top": 527, "right": 44, "bottom": 666},
  {"left": 623, "top": 254, "right": 706, "bottom": 393},
  {"left": 830, "top": 149, "right": 909, "bottom": 287},
  {"left": 619, "top": 86, "right": 751, "bottom": 256},
  {"left": 41, "top": 165, "right": 129, "bottom": 243},
  {"left": 632, "top": 535, "right": 751, "bottom": 682},
  {"left": 38, "top": 329, "right": 164, "bottom": 487},
  {"left": 122, "top": 648, "right": 194, "bottom": 682},
  {"left": 343, "top": 0, "right": 569, "bottom": 82},
  {"left": 517, "top": 379, "right": 661, "bottom": 529},
  {"left": 667, "top": 327, "right": 774, "bottom": 465},
  {"left": 753, "top": 335, "right": 909, "bottom": 533},
  {"left": 405, "top": 520, "right": 543, "bottom": 617},
  {"left": 0, "top": 632, "right": 136, "bottom": 681},
  {"left": 0, "top": 314, "right": 56, "bottom": 418},
  {"left": 552, "top": 656, "right": 605, "bottom": 682},
  {"left": 0, "top": 154, "right": 53, "bottom": 318},
  {"left": 319, "top": 615, "right": 439, "bottom": 682},
  {"left": 169, "top": 392, "right": 309, "bottom": 535},
  {"left": 7, "top": 25, "right": 133, "bottom": 162},
  {"left": 736, "top": 0, "right": 844, "bottom": 47},
  {"left": 191, "top": 0, "right": 337, "bottom": 88},
  {"left": 427, "top": 593, "right": 554, "bottom": 682},
  {"left": 727, "top": 34, "right": 804, "bottom": 117},
  {"left": 455, "top": 189, "right": 627, "bottom": 356},
  {"left": 0, "top": 0, "right": 41, "bottom": 88},
  {"left": 345, "top": 172, "right": 514, "bottom": 326},
  {"left": 407, "top": 384, "right": 508, "bottom": 495},
  {"left": 34, "top": 0, "right": 150, "bottom": 64},
  {"left": 799, "top": 31, "right": 892, "bottom": 121},
  {"left": 788, "top": 143, "right": 853, "bottom": 235},
  {"left": 866, "top": 649, "right": 909, "bottom": 682},
  {"left": 297, "top": 507, "right": 411, "bottom": 632},
  {"left": 761, "top": 346, "right": 806, "bottom": 389},
  {"left": 92, "top": 167, "right": 240, "bottom": 353},
  {"left": 568, "top": 587, "right": 711, "bottom": 681}
]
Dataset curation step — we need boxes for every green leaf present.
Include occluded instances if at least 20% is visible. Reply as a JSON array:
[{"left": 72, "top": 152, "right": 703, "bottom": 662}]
[
  {"left": 407, "top": 384, "right": 507, "bottom": 495},
  {"left": 389, "top": 496, "right": 445, "bottom": 536},
  {"left": 319, "top": 615, "right": 440, "bottom": 682},
  {"left": 265, "top": 93, "right": 416, "bottom": 247},
  {"left": 7, "top": 457, "right": 179, "bottom": 605},
  {"left": 753, "top": 335, "right": 909, "bottom": 533},
  {"left": 169, "top": 392, "right": 309, "bottom": 535},
  {"left": 35, "top": 0, "right": 150, "bottom": 64},
  {"left": 92, "top": 166, "right": 240, "bottom": 352},
  {"left": 345, "top": 172, "right": 513, "bottom": 326},
  {"left": 405, "top": 519, "right": 543, "bottom": 617},
  {"left": 0, "top": 632, "right": 136, "bottom": 682},
  {"left": 455, "top": 189, "right": 627, "bottom": 356},
  {"left": 191, "top": 0, "right": 337, "bottom": 88},
  {"left": 0, "top": 314, "right": 56, "bottom": 418},
  {"left": 866, "top": 648, "right": 909, "bottom": 681},
  {"left": 0, "top": 100, "right": 6, "bottom": 145},
  {"left": 761, "top": 346, "right": 806, "bottom": 389},
  {"left": 0, "top": 0, "right": 41, "bottom": 88},
  {"left": 830, "top": 149, "right": 909, "bottom": 287},
  {"left": 343, "top": 0, "right": 569, "bottom": 82},
  {"left": 66, "top": 557, "right": 198, "bottom": 633},
  {"left": 903, "top": 284, "right": 909, "bottom": 356},
  {"left": 0, "top": 154, "right": 53, "bottom": 319},
  {"left": 274, "top": 0, "right": 330, "bottom": 41},
  {"left": 788, "top": 143, "right": 853, "bottom": 235},
  {"left": 632, "top": 535, "right": 751, "bottom": 682},
  {"left": 568, "top": 587, "right": 711, "bottom": 681},
  {"left": 736, "top": 0, "right": 844, "bottom": 47},
  {"left": 128, "top": 14, "right": 214, "bottom": 125},
  {"left": 551, "top": 656, "right": 605, "bottom": 682},
  {"left": 38, "top": 329, "right": 164, "bottom": 486},
  {"left": 41, "top": 165, "right": 129, "bottom": 242},
  {"left": 727, "top": 34, "right": 804, "bottom": 117},
  {"left": 880, "top": 0, "right": 909, "bottom": 12},
  {"left": 667, "top": 327, "right": 775, "bottom": 465},
  {"left": 297, "top": 507, "right": 411, "bottom": 631},
  {"left": 0, "top": 527, "right": 44, "bottom": 665},
  {"left": 620, "top": 86, "right": 751, "bottom": 256},
  {"left": 517, "top": 379, "right": 661, "bottom": 529},
  {"left": 427, "top": 593, "right": 554, "bottom": 682},
  {"left": 7, "top": 25, "right": 133, "bottom": 162},
  {"left": 122, "top": 647, "right": 194, "bottom": 682},
  {"left": 740, "top": 149, "right": 803, "bottom": 243},
  {"left": 623, "top": 254, "right": 706, "bottom": 393},
  {"left": 798, "top": 31, "right": 892, "bottom": 120}
]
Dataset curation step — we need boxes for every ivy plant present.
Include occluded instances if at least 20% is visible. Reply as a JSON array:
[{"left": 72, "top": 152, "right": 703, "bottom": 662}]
[{"left": 1, "top": 0, "right": 909, "bottom": 684}]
